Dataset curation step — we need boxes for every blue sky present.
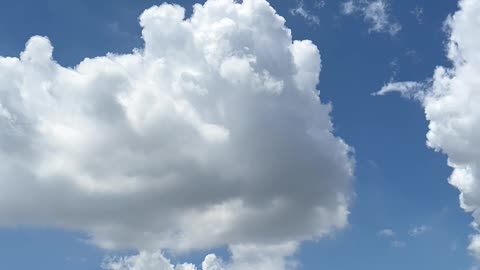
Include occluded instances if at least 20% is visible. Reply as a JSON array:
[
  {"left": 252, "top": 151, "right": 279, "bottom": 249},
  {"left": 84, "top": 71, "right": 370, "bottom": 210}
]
[{"left": 0, "top": 0, "right": 477, "bottom": 269}]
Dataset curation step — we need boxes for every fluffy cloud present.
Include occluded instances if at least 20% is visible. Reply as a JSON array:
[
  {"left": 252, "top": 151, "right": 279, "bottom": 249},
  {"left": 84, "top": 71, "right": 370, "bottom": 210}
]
[
  {"left": 341, "top": 0, "right": 401, "bottom": 35},
  {"left": 0, "top": 0, "right": 353, "bottom": 265},
  {"left": 103, "top": 243, "right": 297, "bottom": 270},
  {"left": 376, "top": 0, "right": 480, "bottom": 259},
  {"left": 469, "top": 235, "right": 480, "bottom": 260},
  {"left": 103, "top": 251, "right": 196, "bottom": 270}
]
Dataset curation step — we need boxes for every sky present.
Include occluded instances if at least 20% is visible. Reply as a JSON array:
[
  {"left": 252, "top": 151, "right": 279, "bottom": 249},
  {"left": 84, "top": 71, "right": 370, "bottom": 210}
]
[{"left": 0, "top": 0, "right": 479, "bottom": 269}]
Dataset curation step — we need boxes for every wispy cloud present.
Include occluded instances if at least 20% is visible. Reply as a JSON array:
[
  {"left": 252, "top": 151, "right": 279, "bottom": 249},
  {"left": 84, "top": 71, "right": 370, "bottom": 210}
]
[
  {"left": 377, "top": 228, "right": 406, "bottom": 248},
  {"left": 290, "top": 0, "right": 320, "bottom": 25},
  {"left": 378, "top": 229, "right": 395, "bottom": 237},
  {"left": 392, "top": 240, "right": 406, "bottom": 248},
  {"left": 408, "top": 225, "right": 430, "bottom": 237},
  {"left": 314, "top": 0, "right": 326, "bottom": 9},
  {"left": 406, "top": 49, "right": 421, "bottom": 64},
  {"left": 341, "top": 0, "right": 401, "bottom": 36},
  {"left": 410, "top": 6, "right": 424, "bottom": 24}
]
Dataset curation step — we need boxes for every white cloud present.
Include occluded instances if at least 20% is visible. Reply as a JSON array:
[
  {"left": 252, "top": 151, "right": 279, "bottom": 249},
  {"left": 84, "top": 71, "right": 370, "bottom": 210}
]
[
  {"left": 341, "top": 0, "right": 401, "bottom": 36},
  {"left": 0, "top": 0, "right": 354, "bottom": 267},
  {"left": 470, "top": 235, "right": 480, "bottom": 260},
  {"left": 408, "top": 225, "right": 430, "bottom": 237},
  {"left": 375, "top": 81, "right": 428, "bottom": 99},
  {"left": 378, "top": 229, "right": 395, "bottom": 237},
  {"left": 206, "top": 243, "right": 298, "bottom": 270},
  {"left": 103, "top": 243, "right": 298, "bottom": 270},
  {"left": 375, "top": 0, "right": 480, "bottom": 260},
  {"left": 290, "top": 0, "right": 320, "bottom": 25},
  {"left": 341, "top": 1, "right": 356, "bottom": 15},
  {"left": 102, "top": 251, "right": 196, "bottom": 270}
]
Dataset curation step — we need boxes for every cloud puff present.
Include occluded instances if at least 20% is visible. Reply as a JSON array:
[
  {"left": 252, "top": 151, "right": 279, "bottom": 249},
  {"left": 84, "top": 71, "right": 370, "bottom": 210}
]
[
  {"left": 0, "top": 0, "right": 353, "bottom": 262},
  {"left": 376, "top": 0, "right": 480, "bottom": 259},
  {"left": 408, "top": 225, "right": 430, "bottom": 237},
  {"left": 378, "top": 229, "right": 395, "bottom": 237},
  {"left": 103, "top": 243, "right": 297, "bottom": 270},
  {"left": 469, "top": 235, "right": 480, "bottom": 260},
  {"left": 103, "top": 251, "right": 196, "bottom": 270},
  {"left": 341, "top": 0, "right": 401, "bottom": 35}
]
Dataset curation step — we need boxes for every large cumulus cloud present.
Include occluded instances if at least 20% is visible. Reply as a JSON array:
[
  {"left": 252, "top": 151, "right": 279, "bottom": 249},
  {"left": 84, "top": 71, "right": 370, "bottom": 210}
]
[
  {"left": 376, "top": 0, "right": 480, "bottom": 259},
  {"left": 0, "top": 0, "right": 353, "bottom": 264}
]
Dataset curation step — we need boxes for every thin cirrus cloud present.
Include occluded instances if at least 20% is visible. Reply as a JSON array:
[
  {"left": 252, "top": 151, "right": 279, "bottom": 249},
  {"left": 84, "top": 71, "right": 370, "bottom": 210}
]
[
  {"left": 290, "top": 0, "right": 321, "bottom": 25},
  {"left": 377, "top": 229, "right": 406, "bottom": 248},
  {"left": 341, "top": 0, "right": 401, "bottom": 36},
  {"left": 0, "top": 0, "right": 354, "bottom": 269},
  {"left": 376, "top": 0, "right": 480, "bottom": 262},
  {"left": 408, "top": 225, "right": 430, "bottom": 237},
  {"left": 410, "top": 6, "right": 424, "bottom": 24},
  {"left": 392, "top": 240, "right": 406, "bottom": 248}
]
